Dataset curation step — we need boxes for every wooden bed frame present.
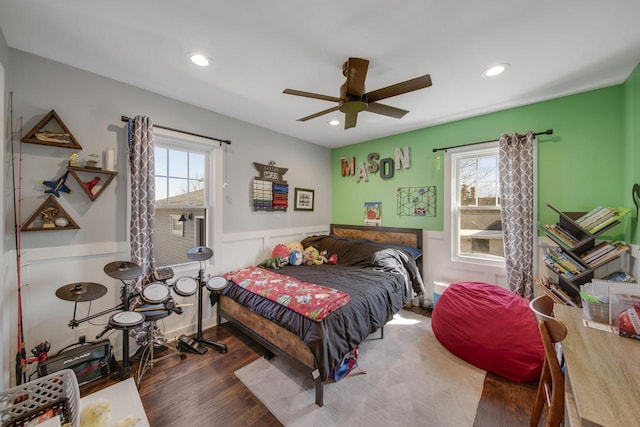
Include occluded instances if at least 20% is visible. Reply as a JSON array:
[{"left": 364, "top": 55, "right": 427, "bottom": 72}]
[{"left": 218, "top": 224, "right": 424, "bottom": 406}]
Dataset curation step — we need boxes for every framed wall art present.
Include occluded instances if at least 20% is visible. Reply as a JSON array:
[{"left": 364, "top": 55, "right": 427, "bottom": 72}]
[{"left": 294, "top": 188, "right": 314, "bottom": 211}]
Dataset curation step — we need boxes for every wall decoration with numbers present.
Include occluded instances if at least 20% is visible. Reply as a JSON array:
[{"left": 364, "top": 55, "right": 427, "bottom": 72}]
[{"left": 396, "top": 186, "right": 436, "bottom": 217}]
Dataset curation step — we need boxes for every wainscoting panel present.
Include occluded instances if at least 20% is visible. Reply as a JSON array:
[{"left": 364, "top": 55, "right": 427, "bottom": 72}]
[{"left": 7, "top": 226, "right": 331, "bottom": 373}]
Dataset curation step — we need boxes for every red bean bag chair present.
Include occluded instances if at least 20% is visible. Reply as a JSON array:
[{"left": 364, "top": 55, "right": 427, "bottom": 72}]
[{"left": 431, "top": 281, "right": 544, "bottom": 382}]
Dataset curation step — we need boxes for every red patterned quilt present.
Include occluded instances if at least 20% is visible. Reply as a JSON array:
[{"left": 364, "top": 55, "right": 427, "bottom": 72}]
[{"left": 223, "top": 266, "right": 351, "bottom": 321}]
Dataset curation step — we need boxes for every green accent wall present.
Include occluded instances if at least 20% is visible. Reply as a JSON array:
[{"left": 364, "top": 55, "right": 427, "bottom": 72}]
[
  {"left": 623, "top": 62, "right": 640, "bottom": 243},
  {"left": 332, "top": 84, "right": 635, "bottom": 241}
]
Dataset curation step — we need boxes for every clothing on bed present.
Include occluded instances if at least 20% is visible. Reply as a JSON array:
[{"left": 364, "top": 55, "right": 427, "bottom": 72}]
[{"left": 301, "top": 234, "right": 425, "bottom": 298}]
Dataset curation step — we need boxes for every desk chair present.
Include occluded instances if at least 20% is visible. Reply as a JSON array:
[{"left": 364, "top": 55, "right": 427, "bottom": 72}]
[{"left": 529, "top": 295, "right": 568, "bottom": 427}]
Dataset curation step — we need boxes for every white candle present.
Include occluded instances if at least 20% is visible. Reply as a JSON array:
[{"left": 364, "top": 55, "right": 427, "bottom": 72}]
[{"left": 105, "top": 147, "right": 115, "bottom": 171}]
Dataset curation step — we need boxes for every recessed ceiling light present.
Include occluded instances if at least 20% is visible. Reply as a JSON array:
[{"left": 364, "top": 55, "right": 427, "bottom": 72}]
[
  {"left": 190, "top": 53, "right": 210, "bottom": 67},
  {"left": 482, "top": 63, "right": 510, "bottom": 77},
  {"left": 329, "top": 119, "right": 340, "bottom": 126}
]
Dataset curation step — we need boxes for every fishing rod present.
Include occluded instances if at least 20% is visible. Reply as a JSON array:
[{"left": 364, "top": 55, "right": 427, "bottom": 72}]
[{"left": 10, "top": 92, "right": 26, "bottom": 385}]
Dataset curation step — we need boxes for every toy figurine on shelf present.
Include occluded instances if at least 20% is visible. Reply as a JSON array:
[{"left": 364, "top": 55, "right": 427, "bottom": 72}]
[
  {"left": 83, "top": 177, "right": 101, "bottom": 196},
  {"left": 40, "top": 206, "right": 58, "bottom": 229},
  {"left": 42, "top": 170, "right": 72, "bottom": 198},
  {"left": 68, "top": 153, "right": 80, "bottom": 167},
  {"left": 84, "top": 153, "right": 101, "bottom": 170}
]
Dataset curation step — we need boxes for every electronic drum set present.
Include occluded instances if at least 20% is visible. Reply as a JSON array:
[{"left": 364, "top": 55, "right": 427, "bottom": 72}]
[{"left": 55, "top": 246, "right": 228, "bottom": 382}]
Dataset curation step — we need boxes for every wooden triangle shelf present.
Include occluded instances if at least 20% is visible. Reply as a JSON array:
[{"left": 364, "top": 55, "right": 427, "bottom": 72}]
[
  {"left": 21, "top": 195, "right": 80, "bottom": 232},
  {"left": 67, "top": 166, "right": 118, "bottom": 201},
  {"left": 22, "top": 109, "right": 82, "bottom": 150}
]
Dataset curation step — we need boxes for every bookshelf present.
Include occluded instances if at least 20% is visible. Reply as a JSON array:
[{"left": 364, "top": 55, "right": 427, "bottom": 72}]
[{"left": 539, "top": 203, "right": 630, "bottom": 304}]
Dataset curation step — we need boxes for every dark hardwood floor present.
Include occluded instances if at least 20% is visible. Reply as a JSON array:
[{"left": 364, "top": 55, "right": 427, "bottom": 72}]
[{"left": 81, "top": 308, "right": 537, "bottom": 426}]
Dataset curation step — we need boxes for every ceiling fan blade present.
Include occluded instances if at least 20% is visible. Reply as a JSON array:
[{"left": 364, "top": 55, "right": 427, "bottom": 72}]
[
  {"left": 283, "top": 89, "right": 340, "bottom": 103},
  {"left": 297, "top": 105, "right": 340, "bottom": 122},
  {"left": 366, "top": 102, "right": 409, "bottom": 119},
  {"left": 344, "top": 58, "right": 369, "bottom": 98},
  {"left": 344, "top": 112, "right": 358, "bottom": 129},
  {"left": 365, "top": 74, "right": 432, "bottom": 103}
]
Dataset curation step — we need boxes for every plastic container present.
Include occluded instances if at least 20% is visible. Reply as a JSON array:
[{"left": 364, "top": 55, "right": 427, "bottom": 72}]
[
  {"left": 433, "top": 281, "right": 450, "bottom": 306},
  {"left": 0, "top": 369, "right": 80, "bottom": 427},
  {"left": 581, "top": 297, "right": 610, "bottom": 324}
]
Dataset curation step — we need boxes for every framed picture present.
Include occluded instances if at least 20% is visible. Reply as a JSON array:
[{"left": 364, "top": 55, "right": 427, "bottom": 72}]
[{"left": 294, "top": 188, "right": 315, "bottom": 211}]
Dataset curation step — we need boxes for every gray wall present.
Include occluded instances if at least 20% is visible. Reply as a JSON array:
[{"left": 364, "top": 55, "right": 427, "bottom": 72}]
[
  {"left": 1, "top": 47, "right": 332, "bottom": 387},
  {"left": 8, "top": 48, "right": 331, "bottom": 251}
]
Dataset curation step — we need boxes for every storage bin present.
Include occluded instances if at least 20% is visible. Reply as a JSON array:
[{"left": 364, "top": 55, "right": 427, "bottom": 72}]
[
  {"left": 433, "top": 281, "right": 450, "bottom": 306},
  {"left": 0, "top": 369, "right": 79, "bottom": 427},
  {"left": 581, "top": 297, "right": 610, "bottom": 324}
]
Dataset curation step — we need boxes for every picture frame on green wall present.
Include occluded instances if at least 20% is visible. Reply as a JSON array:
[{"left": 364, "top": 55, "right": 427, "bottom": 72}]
[{"left": 294, "top": 188, "right": 314, "bottom": 211}]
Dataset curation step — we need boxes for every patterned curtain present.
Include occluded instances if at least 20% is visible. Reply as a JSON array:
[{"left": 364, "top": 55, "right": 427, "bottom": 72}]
[
  {"left": 128, "top": 116, "right": 156, "bottom": 286},
  {"left": 127, "top": 116, "right": 158, "bottom": 344},
  {"left": 499, "top": 131, "right": 534, "bottom": 298}
]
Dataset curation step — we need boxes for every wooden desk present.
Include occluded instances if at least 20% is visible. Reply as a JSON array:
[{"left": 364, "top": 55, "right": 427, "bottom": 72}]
[{"left": 555, "top": 305, "right": 640, "bottom": 427}]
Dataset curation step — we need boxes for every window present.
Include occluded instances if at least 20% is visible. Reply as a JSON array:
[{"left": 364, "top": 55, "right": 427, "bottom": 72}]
[
  {"left": 154, "top": 138, "right": 210, "bottom": 267},
  {"left": 451, "top": 144, "right": 504, "bottom": 263}
]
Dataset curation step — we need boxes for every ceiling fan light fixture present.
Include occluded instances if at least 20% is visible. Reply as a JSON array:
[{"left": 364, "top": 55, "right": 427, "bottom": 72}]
[
  {"left": 482, "top": 63, "right": 510, "bottom": 77},
  {"left": 283, "top": 57, "right": 432, "bottom": 130},
  {"left": 190, "top": 53, "right": 210, "bottom": 67},
  {"left": 329, "top": 119, "right": 340, "bottom": 126}
]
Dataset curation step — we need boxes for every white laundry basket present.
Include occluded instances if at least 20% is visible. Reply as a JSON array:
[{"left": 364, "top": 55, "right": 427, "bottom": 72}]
[{"left": 0, "top": 369, "right": 80, "bottom": 427}]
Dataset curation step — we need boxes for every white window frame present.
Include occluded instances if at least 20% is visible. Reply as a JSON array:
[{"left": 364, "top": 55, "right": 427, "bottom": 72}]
[
  {"left": 446, "top": 141, "right": 506, "bottom": 268},
  {"left": 127, "top": 127, "right": 224, "bottom": 274}
]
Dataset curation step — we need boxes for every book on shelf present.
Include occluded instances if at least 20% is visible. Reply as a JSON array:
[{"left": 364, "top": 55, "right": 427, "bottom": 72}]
[
  {"left": 575, "top": 206, "right": 609, "bottom": 227},
  {"left": 536, "top": 276, "right": 577, "bottom": 306},
  {"left": 579, "top": 241, "right": 616, "bottom": 264},
  {"left": 587, "top": 241, "right": 630, "bottom": 269},
  {"left": 581, "top": 209, "right": 615, "bottom": 230},
  {"left": 602, "top": 270, "right": 636, "bottom": 282},
  {"left": 541, "top": 224, "right": 580, "bottom": 248},
  {"left": 586, "top": 207, "right": 630, "bottom": 234},
  {"left": 545, "top": 247, "right": 585, "bottom": 275}
]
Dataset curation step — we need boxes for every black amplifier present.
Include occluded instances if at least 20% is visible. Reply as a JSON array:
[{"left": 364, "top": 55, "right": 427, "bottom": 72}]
[{"left": 38, "top": 340, "right": 113, "bottom": 386}]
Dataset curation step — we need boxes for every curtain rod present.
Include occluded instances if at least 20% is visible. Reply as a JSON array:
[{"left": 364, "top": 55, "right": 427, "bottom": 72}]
[
  {"left": 432, "top": 129, "right": 553, "bottom": 153},
  {"left": 121, "top": 116, "right": 231, "bottom": 146}
]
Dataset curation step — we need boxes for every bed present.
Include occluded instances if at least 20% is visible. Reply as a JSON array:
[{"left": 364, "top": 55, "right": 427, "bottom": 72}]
[{"left": 219, "top": 224, "right": 425, "bottom": 406}]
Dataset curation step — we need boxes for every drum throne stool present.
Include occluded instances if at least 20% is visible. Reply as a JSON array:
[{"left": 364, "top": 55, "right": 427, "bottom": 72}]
[{"left": 136, "top": 303, "right": 186, "bottom": 386}]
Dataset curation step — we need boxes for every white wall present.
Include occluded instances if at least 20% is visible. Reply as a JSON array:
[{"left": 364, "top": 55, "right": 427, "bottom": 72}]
[
  {"left": 2, "top": 48, "right": 332, "bottom": 385},
  {"left": 423, "top": 230, "right": 508, "bottom": 298},
  {"left": 18, "top": 225, "right": 330, "bottom": 368}
]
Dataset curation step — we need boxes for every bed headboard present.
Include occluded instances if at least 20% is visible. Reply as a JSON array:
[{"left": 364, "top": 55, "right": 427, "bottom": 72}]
[{"left": 329, "top": 224, "right": 423, "bottom": 251}]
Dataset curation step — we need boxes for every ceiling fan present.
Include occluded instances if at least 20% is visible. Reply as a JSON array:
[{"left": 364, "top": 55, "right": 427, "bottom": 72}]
[{"left": 283, "top": 57, "right": 432, "bottom": 130}]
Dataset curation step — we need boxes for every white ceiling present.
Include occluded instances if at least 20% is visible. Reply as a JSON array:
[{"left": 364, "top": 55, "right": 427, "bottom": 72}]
[{"left": 2, "top": 1, "right": 640, "bottom": 148}]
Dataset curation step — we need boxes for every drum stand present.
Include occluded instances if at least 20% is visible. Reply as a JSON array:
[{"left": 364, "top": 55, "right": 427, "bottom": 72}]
[
  {"left": 177, "top": 263, "right": 227, "bottom": 354},
  {"left": 136, "top": 316, "right": 185, "bottom": 386}
]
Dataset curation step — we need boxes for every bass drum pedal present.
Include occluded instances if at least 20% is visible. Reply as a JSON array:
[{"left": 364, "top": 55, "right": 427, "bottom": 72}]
[{"left": 177, "top": 334, "right": 207, "bottom": 354}]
